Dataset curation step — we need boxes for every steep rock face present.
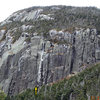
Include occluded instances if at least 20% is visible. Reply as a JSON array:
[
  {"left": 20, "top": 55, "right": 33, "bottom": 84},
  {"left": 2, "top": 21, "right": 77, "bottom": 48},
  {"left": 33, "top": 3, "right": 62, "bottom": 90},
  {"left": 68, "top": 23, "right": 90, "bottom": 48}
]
[
  {"left": 0, "top": 28, "right": 100, "bottom": 95},
  {"left": 0, "top": 6, "right": 100, "bottom": 95}
]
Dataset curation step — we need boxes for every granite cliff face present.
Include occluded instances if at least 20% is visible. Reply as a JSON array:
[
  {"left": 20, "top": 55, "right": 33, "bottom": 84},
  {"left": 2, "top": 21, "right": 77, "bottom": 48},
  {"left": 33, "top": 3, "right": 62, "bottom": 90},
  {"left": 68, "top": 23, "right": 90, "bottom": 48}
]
[{"left": 0, "top": 6, "right": 100, "bottom": 96}]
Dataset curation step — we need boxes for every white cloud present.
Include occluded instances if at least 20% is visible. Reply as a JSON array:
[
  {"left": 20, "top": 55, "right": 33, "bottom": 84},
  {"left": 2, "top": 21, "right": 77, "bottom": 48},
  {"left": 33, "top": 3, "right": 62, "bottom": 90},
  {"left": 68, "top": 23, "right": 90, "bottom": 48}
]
[{"left": 0, "top": 0, "right": 100, "bottom": 22}]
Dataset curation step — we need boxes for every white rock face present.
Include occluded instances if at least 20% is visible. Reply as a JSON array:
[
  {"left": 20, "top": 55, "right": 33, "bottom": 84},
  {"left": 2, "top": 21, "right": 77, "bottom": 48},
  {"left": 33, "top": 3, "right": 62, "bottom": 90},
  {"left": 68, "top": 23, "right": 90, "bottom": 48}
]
[
  {"left": 0, "top": 30, "right": 6, "bottom": 40},
  {"left": 0, "top": 30, "right": 5, "bottom": 34},
  {"left": 58, "top": 31, "right": 64, "bottom": 36},
  {"left": 39, "top": 14, "right": 54, "bottom": 20},
  {"left": 21, "top": 25, "right": 34, "bottom": 31},
  {"left": 51, "top": 7, "right": 60, "bottom": 10},
  {"left": 49, "top": 29, "right": 57, "bottom": 37},
  {"left": 0, "top": 36, "right": 25, "bottom": 68},
  {"left": 21, "top": 9, "right": 43, "bottom": 22}
]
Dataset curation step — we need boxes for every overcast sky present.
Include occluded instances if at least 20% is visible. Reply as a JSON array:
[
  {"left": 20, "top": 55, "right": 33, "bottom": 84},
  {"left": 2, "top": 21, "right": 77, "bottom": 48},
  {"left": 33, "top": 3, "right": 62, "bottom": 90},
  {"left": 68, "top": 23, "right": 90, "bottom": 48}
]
[{"left": 0, "top": 0, "right": 100, "bottom": 22}]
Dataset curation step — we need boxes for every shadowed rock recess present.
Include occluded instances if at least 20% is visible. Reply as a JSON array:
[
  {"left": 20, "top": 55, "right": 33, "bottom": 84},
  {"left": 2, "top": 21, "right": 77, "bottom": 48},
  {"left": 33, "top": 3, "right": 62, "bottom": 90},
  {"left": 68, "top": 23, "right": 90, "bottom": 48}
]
[{"left": 0, "top": 5, "right": 100, "bottom": 96}]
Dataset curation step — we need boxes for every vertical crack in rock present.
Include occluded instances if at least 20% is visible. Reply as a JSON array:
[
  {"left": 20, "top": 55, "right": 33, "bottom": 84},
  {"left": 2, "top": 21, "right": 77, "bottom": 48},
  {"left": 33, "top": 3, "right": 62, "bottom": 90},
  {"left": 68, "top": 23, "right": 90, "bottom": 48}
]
[
  {"left": 81, "top": 42, "right": 85, "bottom": 63},
  {"left": 4, "top": 55, "right": 14, "bottom": 79},
  {"left": 45, "top": 53, "right": 50, "bottom": 84},
  {"left": 62, "top": 48, "right": 67, "bottom": 78},
  {"left": 93, "top": 42, "right": 96, "bottom": 62},
  {"left": 8, "top": 76, "right": 13, "bottom": 96},
  {"left": 70, "top": 33, "right": 76, "bottom": 74},
  {"left": 70, "top": 46, "right": 76, "bottom": 74}
]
